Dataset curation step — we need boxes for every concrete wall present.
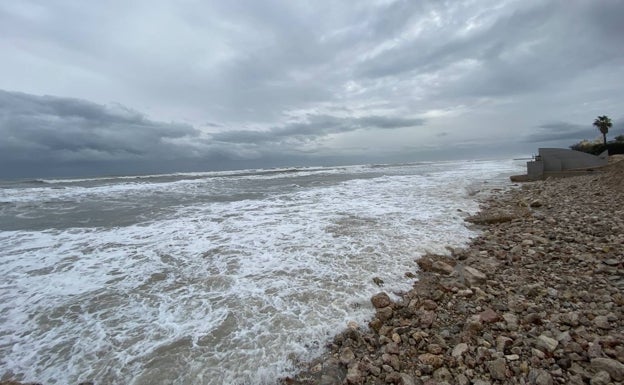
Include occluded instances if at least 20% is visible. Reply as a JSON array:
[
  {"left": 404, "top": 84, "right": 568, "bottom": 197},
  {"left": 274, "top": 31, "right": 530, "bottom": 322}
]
[
  {"left": 538, "top": 148, "right": 608, "bottom": 172},
  {"left": 527, "top": 160, "right": 544, "bottom": 180}
]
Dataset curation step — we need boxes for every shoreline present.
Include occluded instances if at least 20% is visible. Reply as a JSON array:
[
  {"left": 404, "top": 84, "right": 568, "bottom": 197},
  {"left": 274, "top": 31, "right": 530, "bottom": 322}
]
[{"left": 282, "top": 161, "right": 624, "bottom": 384}]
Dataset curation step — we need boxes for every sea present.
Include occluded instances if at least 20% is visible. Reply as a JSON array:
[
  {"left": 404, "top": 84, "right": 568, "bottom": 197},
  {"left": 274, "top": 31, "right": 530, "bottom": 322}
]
[{"left": 0, "top": 159, "right": 524, "bottom": 384}]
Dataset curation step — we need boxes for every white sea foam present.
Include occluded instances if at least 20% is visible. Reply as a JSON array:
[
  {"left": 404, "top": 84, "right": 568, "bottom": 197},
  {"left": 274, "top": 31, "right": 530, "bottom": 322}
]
[{"left": 0, "top": 160, "right": 524, "bottom": 384}]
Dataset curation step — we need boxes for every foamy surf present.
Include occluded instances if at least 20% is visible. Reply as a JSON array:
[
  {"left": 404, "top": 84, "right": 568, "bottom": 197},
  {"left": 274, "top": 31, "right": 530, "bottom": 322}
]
[{"left": 0, "top": 160, "right": 524, "bottom": 384}]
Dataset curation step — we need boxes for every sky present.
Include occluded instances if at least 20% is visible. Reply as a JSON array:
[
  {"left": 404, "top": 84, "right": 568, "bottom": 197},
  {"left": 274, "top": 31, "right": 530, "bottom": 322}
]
[{"left": 1, "top": 0, "right": 624, "bottom": 178}]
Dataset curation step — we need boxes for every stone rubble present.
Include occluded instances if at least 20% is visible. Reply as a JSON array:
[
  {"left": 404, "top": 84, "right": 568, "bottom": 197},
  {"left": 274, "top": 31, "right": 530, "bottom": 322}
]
[{"left": 282, "top": 160, "right": 624, "bottom": 385}]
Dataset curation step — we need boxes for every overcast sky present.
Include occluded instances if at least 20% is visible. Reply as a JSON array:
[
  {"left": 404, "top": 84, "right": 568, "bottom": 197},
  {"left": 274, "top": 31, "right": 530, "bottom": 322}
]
[{"left": 1, "top": 0, "right": 624, "bottom": 178}]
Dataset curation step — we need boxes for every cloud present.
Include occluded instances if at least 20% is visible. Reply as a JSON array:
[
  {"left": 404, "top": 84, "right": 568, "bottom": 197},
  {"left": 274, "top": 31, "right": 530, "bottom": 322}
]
[
  {"left": 526, "top": 118, "right": 624, "bottom": 144},
  {"left": 211, "top": 115, "right": 425, "bottom": 144},
  {"left": 1, "top": 1, "right": 624, "bottom": 177},
  {"left": 0, "top": 90, "right": 200, "bottom": 165},
  {"left": 524, "top": 122, "right": 595, "bottom": 143},
  {"left": 0, "top": 89, "right": 427, "bottom": 177}
]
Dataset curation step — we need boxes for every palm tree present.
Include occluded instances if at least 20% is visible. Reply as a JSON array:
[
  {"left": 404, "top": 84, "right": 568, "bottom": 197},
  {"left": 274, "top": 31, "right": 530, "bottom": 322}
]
[{"left": 593, "top": 115, "right": 612, "bottom": 146}]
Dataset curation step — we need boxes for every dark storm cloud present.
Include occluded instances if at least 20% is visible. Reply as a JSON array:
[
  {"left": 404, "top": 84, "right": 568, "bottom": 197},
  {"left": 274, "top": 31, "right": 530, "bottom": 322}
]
[{"left": 0, "top": 90, "right": 200, "bottom": 164}]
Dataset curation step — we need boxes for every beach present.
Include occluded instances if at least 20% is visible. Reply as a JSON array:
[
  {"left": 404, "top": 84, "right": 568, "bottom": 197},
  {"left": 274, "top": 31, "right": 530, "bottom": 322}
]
[
  {"left": 0, "top": 161, "right": 521, "bottom": 384},
  {"left": 283, "top": 160, "right": 624, "bottom": 385}
]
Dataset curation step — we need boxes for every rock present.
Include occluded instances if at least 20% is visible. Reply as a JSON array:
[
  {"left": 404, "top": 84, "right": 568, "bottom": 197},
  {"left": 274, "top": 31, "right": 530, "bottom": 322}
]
[
  {"left": 488, "top": 358, "right": 508, "bottom": 380},
  {"left": 530, "top": 199, "right": 542, "bottom": 207},
  {"left": 593, "top": 315, "right": 610, "bottom": 329},
  {"left": 382, "top": 353, "right": 401, "bottom": 371},
  {"left": 479, "top": 308, "right": 500, "bottom": 323},
  {"left": 465, "top": 315, "right": 483, "bottom": 332},
  {"left": 371, "top": 292, "right": 392, "bottom": 309},
  {"left": 528, "top": 368, "right": 553, "bottom": 385},
  {"left": 496, "top": 336, "right": 512, "bottom": 352},
  {"left": 590, "top": 371, "right": 611, "bottom": 385},
  {"left": 399, "top": 373, "right": 416, "bottom": 385},
  {"left": 455, "top": 373, "right": 470, "bottom": 385},
  {"left": 416, "top": 257, "right": 433, "bottom": 272},
  {"left": 433, "top": 367, "right": 453, "bottom": 382},
  {"left": 452, "top": 343, "right": 469, "bottom": 358},
  {"left": 385, "top": 342, "right": 400, "bottom": 355},
  {"left": 535, "top": 335, "right": 558, "bottom": 353},
  {"left": 591, "top": 358, "right": 624, "bottom": 381},
  {"left": 377, "top": 306, "right": 393, "bottom": 321},
  {"left": 431, "top": 260, "right": 454, "bottom": 275},
  {"left": 421, "top": 299, "right": 438, "bottom": 310},
  {"left": 373, "top": 277, "right": 385, "bottom": 287},
  {"left": 588, "top": 339, "right": 604, "bottom": 359},
  {"left": 419, "top": 311, "right": 436, "bottom": 328},
  {"left": 427, "top": 344, "right": 443, "bottom": 355},
  {"left": 502, "top": 312, "right": 518, "bottom": 331},
  {"left": 384, "top": 372, "right": 402, "bottom": 384},
  {"left": 463, "top": 266, "right": 487, "bottom": 284},
  {"left": 561, "top": 311, "right": 580, "bottom": 326},
  {"left": 418, "top": 353, "right": 444, "bottom": 368},
  {"left": 340, "top": 347, "right": 355, "bottom": 365},
  {"left": 346, "top": 365, "right": 362, "bottom": 384}
]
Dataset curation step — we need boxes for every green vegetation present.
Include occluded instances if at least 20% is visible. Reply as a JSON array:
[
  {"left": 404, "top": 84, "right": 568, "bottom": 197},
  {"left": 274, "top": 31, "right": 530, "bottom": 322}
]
[
  {"left": 570, "top": 115, "right": 622, "bottom": 155},
  {"left": 570, "top": 132, "right": 624, "bottom": 155},
  {"left": 593, "top": 115, "right": 612, "bottom": 146}
]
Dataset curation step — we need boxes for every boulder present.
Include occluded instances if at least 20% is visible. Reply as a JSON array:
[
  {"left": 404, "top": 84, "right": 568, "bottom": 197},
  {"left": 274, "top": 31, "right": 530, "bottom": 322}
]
[{"left": 371, "top": 292, "right": 392, "bottom": 309}]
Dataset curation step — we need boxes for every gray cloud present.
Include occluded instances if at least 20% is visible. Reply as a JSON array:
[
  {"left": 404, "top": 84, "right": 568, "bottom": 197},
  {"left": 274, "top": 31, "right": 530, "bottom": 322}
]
[
  {"left": 525, "top": 122, "right": 594, "bottom": 143},
  {"left": 212, "top": 115, "right": 425, "bottom": 144},
  {"left": 0, "top": 90, "right": 199, "bottom": 165},
  {"left": 1, "top": 1, "right": 624, "bottom": 177},
  {"left": 526, "top": 118, "right": 624, "bottom": 144}
]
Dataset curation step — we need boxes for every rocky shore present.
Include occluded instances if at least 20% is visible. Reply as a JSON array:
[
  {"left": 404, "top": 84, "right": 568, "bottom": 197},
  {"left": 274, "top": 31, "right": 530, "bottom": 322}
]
[{"left": 282, "top": 161, "right": 624, "bottom": 385}]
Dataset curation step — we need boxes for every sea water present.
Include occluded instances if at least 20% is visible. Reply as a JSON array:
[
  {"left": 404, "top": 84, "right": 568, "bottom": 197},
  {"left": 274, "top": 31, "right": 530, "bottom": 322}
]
[{"left": 0, "top": 160, "right": 524, "bottom": 384}]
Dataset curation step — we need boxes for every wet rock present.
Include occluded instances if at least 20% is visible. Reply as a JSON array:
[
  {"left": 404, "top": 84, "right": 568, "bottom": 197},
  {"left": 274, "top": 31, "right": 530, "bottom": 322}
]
[
  {"left": 340, "top": 347, "right": 355, "bottom": 365},
  {"left": 431, "top": 260, "right": 454, "bottom": 275},
  {"left": 371, "top": 293, "right": 392, "bottom": 309},
  {"left": 377, "top": 306, "right": 393, "bottom": 321}
]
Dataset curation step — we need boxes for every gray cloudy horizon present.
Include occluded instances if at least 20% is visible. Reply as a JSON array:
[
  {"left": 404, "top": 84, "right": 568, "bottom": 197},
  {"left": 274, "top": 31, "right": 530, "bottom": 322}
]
[{"left": 1, "top": 0, "right": 624, "bottom": 178}]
